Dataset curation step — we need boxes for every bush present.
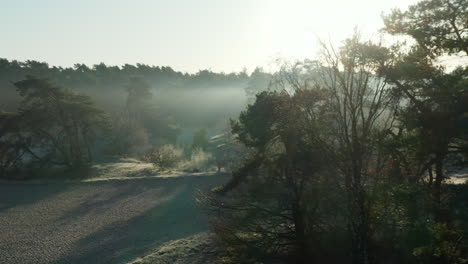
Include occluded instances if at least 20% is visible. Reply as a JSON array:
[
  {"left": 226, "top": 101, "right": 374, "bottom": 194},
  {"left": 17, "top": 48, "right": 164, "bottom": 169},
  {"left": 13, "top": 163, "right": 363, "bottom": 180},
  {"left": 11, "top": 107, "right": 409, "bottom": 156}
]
[
  {"left": 181, "top": 148, "right": 213, "bottom": 172},
  {"left": 412, "top": 223, "right": 468, "bottom": 264},
  {"left": 144, "top": 144, "right": 183, "bottom": 169}
]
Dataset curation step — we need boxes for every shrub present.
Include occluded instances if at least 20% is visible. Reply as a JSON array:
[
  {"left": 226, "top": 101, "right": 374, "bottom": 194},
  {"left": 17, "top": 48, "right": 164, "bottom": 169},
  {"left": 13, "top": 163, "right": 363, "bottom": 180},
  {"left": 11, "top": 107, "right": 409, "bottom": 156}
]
[
  {"left": 144, "top": 144, "right": 183, "bottom": 169},
  {"left": 181, "top": 148, "right": 213, "bottom": 172},
  {"left": 412, "top": 223, "right": 468, "bottom": 264}
]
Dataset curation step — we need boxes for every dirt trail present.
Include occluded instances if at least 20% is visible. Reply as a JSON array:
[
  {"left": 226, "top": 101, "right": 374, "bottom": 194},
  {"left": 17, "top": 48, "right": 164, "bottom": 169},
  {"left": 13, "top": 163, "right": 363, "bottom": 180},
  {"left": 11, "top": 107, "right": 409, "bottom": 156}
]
[{"left": 0, "top": 170, "right": 227, "bottom": 264}]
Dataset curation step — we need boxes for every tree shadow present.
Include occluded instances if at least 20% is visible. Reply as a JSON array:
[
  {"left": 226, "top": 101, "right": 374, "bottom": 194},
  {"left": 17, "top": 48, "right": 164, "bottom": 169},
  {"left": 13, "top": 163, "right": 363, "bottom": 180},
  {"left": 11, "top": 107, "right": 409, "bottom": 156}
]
[
  {"left": 52, "top": 175, "right": 227, "bottom": 264},
  {"left": 0, "top": 181, "right": 71, "bottom": 212}
]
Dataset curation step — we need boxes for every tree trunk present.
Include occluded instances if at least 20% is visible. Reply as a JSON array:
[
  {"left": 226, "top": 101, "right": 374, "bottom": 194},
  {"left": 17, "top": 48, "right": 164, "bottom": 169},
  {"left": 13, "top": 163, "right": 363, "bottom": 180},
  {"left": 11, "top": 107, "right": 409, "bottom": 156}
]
[
  {"left": 349, "top": 163, "right": 369, "bottom": 264},
  {"left": 217, "top": 154, "right": 263, "bottom": 194},
  {"left": 352, "top": 189, "right": 369, "bottom": 264},
  {"left": 292, "top": 202, "right": 308, "bottom": 263},
  {"left": 433, "top": 153, "right": 445, "bottom": 223}
]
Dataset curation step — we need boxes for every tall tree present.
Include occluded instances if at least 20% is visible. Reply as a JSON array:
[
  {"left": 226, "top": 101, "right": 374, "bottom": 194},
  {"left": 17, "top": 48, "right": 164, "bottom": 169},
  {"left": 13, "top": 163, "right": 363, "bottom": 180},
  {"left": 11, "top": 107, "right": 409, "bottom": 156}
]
[
  {"left": 244, "top": 67, "right": 273, "bottom": 102},
  {"left": 382, "top": 0, "right": 468, "bottom": 223},
  {"left": 191, "top": 128, "right": 210, "bottom": 151},
  {"left": 125, "top": 76, "right": 152, "bottom": 119},
  {"left": 317, "top": 35, "right": 396, "bottom": 264},
  {"left": 207, "top": 89, "right": 328, "bottom": 263},
  {"left": 13, "top": 76, "right": 106, "bottom": 169},
  {"left": 383, "top": 0, "right": 467, "bottom": 56}
]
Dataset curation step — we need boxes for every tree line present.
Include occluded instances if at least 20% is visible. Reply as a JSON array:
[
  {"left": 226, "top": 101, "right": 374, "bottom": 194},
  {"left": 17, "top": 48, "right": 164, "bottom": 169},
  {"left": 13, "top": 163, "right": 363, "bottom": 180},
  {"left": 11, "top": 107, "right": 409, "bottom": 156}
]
[{"left": 0, "top": 58, "right": 262, "bottom": 97}]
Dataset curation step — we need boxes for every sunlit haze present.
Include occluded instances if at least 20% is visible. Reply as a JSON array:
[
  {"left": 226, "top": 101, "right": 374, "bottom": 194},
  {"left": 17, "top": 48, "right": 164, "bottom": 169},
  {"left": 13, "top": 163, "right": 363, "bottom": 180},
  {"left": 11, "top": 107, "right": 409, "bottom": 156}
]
[
  {"left": 0, "top": 1, "right": 467, "bottom": 263},
  {"left": 1, "top": 0, "right": 418, "bottom": 73}
]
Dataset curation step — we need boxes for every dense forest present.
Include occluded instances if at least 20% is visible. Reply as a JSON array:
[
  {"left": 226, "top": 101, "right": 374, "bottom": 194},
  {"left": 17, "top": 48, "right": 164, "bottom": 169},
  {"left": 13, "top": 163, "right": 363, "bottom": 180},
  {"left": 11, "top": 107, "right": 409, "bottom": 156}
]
[
  {"left": 0, "top": 58, "right": 270, "bottom": 129},
  {"left": 0, "top": 0, "right": 467, "bottom": 263},
  {"left": 0, "top": 58, "right": 273, "bottom": 167}
]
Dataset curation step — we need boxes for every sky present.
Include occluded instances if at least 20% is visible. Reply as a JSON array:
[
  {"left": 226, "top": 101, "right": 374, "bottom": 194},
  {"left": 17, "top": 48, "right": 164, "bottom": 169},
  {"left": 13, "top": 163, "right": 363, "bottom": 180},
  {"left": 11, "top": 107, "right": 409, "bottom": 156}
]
[{"left": 1, "top": 0, "right": 419, "bottom": 73}]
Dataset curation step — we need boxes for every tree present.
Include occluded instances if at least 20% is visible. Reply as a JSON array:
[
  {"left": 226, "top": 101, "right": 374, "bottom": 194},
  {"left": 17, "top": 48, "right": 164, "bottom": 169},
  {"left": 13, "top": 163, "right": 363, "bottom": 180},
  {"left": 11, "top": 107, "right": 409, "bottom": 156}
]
[
  {"left": 382, "top": 0, "right": 468, "bottom": 223},
  {"left": 205, "top": 92, "right": 322, "bottom": 262},
  {"left": 316, "top": 35, "right": 397, "bottom": 264},
  {"left": 108, "top": 77, "right": 153, "bottom": 155},
  {"left": 204, "top": 58, "right": 340, "bottom": 262},
  {"left": 125, "top": 76, "right": 152, "bottom": 119},
  {"left": 245, "top": 67, "right": 272, "bottom": 102},
  {"left": 0, "top": 111, "right": 28, "bottom": 177},
  {"left": 210, "top": 123, "right": 246, "bottom": 172},
  {"left": 108, "top": 112, "right": 149, "bottom": 156},
  {"left": 13, "top": 76, "right": 106, "bottom": 169},
  {"left": 383, "top": 0, "right": 467, "bottom": 56},
  {"left": 380, "top": 2, "right": 468, "bottom": 262},
  {"left": 191, "top": 128, "right": 210, "bottom": 151}
]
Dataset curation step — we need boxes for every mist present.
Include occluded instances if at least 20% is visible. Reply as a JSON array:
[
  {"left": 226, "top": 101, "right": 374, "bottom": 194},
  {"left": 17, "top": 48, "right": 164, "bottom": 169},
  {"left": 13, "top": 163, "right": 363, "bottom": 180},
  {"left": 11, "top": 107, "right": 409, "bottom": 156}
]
[
  {"left": 1, "top": 1, "right": 467, "bottom": 264},
  {"left": 0, "top": 59, "right": 256, "bottom": 146}
]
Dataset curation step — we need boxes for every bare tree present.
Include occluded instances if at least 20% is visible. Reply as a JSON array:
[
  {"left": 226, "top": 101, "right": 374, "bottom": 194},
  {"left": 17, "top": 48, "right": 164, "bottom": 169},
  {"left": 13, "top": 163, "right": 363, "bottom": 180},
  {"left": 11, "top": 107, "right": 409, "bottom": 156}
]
[{"left": 315, "top": 34, "right": 396, "bottom": 264}]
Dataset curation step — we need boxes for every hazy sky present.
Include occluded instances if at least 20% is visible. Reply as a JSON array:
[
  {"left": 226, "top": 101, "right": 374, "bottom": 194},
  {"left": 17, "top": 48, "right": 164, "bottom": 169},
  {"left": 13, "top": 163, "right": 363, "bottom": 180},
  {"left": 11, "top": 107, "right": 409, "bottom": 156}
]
[{"left": 1, "top": 0, "right": 418, "bottom": 73}]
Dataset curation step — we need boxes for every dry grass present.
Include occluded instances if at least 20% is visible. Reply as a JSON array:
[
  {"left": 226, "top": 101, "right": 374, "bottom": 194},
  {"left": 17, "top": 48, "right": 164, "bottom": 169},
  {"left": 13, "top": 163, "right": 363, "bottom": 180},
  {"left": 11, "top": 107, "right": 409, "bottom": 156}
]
[
  {"left": 84, "top": 158, "right": 217, "bottom": 182},
  {"left": 129, "top": 232, "right": 221, "bottom": 264}
]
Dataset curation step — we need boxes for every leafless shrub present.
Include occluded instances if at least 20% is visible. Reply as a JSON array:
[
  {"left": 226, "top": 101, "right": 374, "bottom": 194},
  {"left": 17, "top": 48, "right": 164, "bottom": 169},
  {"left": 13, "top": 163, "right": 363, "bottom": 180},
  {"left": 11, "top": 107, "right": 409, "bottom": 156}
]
[{"left": 143, "top": 144, "right": 183, "bottom": 169}]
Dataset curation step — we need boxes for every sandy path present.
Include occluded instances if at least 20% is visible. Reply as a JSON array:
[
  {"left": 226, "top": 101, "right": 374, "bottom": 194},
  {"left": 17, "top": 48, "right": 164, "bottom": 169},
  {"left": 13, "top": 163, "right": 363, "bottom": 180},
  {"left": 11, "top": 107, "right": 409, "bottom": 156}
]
[{"left": 0, "top": 173, "right": 227, "bottom": 264}]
